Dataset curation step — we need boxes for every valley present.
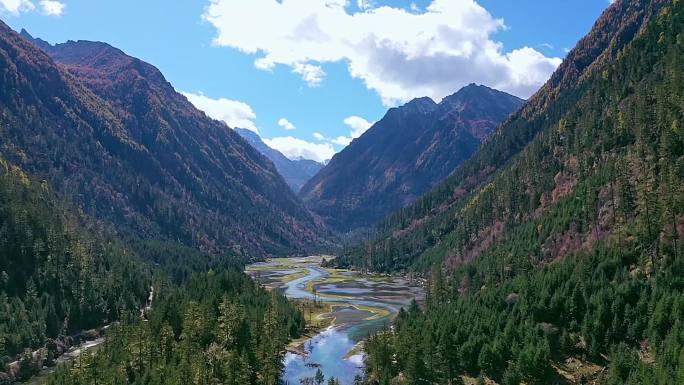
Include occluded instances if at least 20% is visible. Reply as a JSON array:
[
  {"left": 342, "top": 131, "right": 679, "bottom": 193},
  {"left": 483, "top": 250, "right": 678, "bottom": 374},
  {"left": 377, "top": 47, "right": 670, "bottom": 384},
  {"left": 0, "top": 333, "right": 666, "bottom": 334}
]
[
  {"left": 246, "top": 257, "right": 424, "bottom": 385},
  {"left": 1, "top": 0, "right": 683, "bottom": 384}
]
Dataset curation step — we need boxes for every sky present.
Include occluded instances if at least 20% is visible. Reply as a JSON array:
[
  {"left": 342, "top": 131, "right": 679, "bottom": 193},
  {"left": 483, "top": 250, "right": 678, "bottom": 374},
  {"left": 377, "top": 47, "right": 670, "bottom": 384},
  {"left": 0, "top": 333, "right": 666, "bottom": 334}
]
[{"left": 1, "top": 0, "right": 611, "bottom": 162}]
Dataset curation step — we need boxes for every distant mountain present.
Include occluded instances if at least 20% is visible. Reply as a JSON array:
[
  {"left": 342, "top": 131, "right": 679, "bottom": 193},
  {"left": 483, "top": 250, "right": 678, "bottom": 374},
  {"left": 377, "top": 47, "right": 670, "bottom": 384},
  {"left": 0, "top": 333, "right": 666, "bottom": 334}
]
[
  {"left": 2, "top": 24, "right": 327, "bottom": 257},
  {"left": 234, "top": 128, "right": 323, "bottom": 193},
  {"left": 299, "top": 84, "right": 523, "bottom": 231}
]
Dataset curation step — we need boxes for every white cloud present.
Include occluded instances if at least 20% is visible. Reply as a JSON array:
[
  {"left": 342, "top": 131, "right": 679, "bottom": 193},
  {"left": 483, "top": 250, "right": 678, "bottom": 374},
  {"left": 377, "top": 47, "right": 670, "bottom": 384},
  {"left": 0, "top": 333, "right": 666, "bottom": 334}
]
[
  {"left": 310, "top": 115, "right": 374, "bottom": 149},
  {"left": 203, "top": 0, "right": 562, "bottom": 106},
  {"left": 343, "top": 115, "right": 373, "bottom": 138},
  {"left": 277, "top": 117, "right": 296, "bottom": 130},
  {"left": 331, "top": 136, "right": 352, "bottom": 146},
  {"left": 182, "top": 91, "right": 259, "bottom": 134},
  {"left": 292, "top": 63, "right": 325, "bottom": 87},
  {"left": 0, "top": 0, "right": 65, "bottom": 16},
  {"left": 263, "top": 136, "right": 335, "bottom": 162},
  {"left": 39, "top": 0, "right": 64, "bottom": 16},
  {"left": 0, "top": 0, "right": 35, "bottom": 15},
  {"left": 326, "top": 115, "right": 375, "bottom": 146},
  {"left": 357, "top": 0, "right": 373, "bottom": 10}
]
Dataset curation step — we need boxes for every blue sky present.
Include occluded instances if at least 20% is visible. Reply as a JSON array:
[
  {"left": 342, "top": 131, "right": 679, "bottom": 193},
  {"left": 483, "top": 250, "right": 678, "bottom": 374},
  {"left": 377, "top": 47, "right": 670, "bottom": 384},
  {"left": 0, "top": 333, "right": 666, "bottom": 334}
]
[{"left": 1, "top": 0, "right": 610, "bottom": 162}]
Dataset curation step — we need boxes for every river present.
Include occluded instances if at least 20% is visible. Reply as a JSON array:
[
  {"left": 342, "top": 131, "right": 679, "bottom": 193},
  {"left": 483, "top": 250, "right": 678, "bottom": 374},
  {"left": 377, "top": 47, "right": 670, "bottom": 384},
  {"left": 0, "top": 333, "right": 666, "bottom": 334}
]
[{"left": 247, "top": 256, "right": 424, "bottom": 385}]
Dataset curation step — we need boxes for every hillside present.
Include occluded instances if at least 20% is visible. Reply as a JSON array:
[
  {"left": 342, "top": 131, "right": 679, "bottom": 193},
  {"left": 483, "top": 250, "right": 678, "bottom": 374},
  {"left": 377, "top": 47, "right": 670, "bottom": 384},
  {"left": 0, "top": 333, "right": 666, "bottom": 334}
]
[
  {"left": 300, "top": 84, "right": 523, "bottom": 232},
  {"left": 0, "top": 159, "right": 149, "bottom": 382},
  {"left": 0, "top": 157, "right": 304, "bottom": 384},
  {"left": 45, "top": 270, "right": 304, "bottom": 385},
  {"left": 0, "top": 24, "right": 326, "bottom": 258},
  {"left": 339, "top": 0, "right": 678, "bottom": 272},
  {"left": 235, "top": 128, "right": 323, "bottom": 193},
  {"left": 354, "top": 0, "right": 684, "bottom": 384}
]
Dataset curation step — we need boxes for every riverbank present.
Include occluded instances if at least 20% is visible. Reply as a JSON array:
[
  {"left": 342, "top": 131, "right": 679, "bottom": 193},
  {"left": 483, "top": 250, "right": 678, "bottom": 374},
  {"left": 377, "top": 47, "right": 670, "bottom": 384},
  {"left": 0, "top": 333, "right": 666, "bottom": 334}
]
[
  {"left": 8, "top": 286, "right": 154, "bottom": 385},
  {"left": 246, "top": 256, "right": 424, "bottom": 385},
  {"left": 3, "top": 326, "right": 108, "bottom": 385}
]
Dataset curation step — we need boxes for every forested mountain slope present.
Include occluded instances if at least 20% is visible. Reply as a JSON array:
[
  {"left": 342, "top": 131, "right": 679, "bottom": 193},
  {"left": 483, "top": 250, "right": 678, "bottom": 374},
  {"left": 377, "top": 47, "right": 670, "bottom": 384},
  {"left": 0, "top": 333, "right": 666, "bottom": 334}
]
[
  {"left": 300, "top": 84, "right": 523, "bottom": 232},
  {"left": 0, "top": 24, "right": 326, "bottom": 258},
  {"left": 339, "top": 0, "right": 678, "bottom": 272},
  {"left": 46, "top": 270, "right": 304, "bottom": 385},
  {"left": 235, "top": 128, "right": 323, "bottom": 193},
  {"left": 0, "top": 157, "right": 304, "bottom": 384},
  {"left": 0, "top": 159, "right": 149, "bottom": 382},
  {"left": 356, "top": 0, "right": 684, "bottom": 384}
]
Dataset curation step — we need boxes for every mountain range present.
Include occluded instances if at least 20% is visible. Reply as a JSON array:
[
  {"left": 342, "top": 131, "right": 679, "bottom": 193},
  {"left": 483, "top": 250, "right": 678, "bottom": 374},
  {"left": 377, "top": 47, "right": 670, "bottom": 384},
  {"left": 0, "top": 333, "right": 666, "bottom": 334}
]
[
  {"left": 300, "top": 84, "right": 524, "bottom": 232},
  {"left": 0, "top": 25, "right": 327, "bottom": 258},
  {"left": 2, "top": 0, "right": 684, "bottom": 383},
  {"left": 234, "top": 128, "right": 323, "bottom": 193},
  {"left": 338, "top": 0, "right": 678, "bottom": 272},
  {"left": 355, "top": 0, "right": 684, "bottom": 383}
]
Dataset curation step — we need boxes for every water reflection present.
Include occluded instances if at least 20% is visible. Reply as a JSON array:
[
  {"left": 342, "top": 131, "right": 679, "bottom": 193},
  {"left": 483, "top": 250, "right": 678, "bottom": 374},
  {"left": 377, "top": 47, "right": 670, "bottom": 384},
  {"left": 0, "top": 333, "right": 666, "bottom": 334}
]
[{"left": 247, "top": 257, "right": 423, "bottom": 385}]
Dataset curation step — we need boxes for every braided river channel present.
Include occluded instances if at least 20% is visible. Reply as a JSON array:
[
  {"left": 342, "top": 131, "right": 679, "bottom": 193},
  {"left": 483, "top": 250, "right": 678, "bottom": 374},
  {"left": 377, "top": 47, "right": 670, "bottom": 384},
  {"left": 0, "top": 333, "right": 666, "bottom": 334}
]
[{"left": 247, "top": 256, "right": 424, "bottom": 385}]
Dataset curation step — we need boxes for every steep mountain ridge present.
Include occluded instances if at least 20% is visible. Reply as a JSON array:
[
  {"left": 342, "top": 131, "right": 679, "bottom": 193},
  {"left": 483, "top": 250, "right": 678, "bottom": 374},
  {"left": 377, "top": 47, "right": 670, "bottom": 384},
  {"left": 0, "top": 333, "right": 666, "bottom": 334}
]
[
  {"left": 1, "top": 24, "right": 326, "bottom": 257},
  {"left": 339, "top": 0, "right": 675, "bottom": 272},
  {"left": 357, "top": 1, "right": 684, "bottom": 384},
  {"left": 300, "top": 84, "right": 523, "bottom": 232},
  {"left": 234, "top": 128, "right": 323, "bottom": 193}
]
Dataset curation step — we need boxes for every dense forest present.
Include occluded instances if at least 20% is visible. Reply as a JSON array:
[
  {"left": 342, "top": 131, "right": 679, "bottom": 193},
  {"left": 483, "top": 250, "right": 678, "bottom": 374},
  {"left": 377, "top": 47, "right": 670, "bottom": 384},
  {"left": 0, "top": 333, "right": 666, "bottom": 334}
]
[
  {"left": 0, "top": 158, "right": 149, "bottom": 381},
  {"left": 44, "top": 270, "right": 304, "bottom": 385},
  {"left": 359, "top": 0, "right": 684, "bottom": 384},
  {"left": 0, "top": 157, "right": 305, "bottom": 384}
]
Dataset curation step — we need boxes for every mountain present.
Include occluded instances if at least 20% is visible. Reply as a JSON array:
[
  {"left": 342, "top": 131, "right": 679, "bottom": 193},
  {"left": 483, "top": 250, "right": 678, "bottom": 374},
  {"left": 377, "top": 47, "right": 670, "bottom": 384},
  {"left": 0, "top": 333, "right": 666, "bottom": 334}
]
[
  {"left": 0, "top": 157, "right": 303, "bottom": 384},
  {"left": 1, "top": 24, "right": 326, "bottom": 258},
  {"left": 339, "top": 0, "right": 676, "bottom": 272},
  {"left": 353, "top": 0, "right": 684, "bottom": 384},
  {"left": 234, "top": 128, "right": 323, "bottom": 193},
  {"left": 299, "top": 84, "right": 523, "bottom": 232},
  {"left": 0, "top": 159, "right": 149, "bottom": 382}
]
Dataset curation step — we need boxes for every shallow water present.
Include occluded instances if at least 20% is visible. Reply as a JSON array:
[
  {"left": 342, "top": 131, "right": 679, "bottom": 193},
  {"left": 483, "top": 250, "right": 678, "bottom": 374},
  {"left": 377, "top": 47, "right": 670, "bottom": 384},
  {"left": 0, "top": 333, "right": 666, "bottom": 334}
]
[
  {"left": 283, "top": 327, "right": 363, "bottom": 385},
  {"left": 247, "top": 256, "right": 423, "bottom": 385}
]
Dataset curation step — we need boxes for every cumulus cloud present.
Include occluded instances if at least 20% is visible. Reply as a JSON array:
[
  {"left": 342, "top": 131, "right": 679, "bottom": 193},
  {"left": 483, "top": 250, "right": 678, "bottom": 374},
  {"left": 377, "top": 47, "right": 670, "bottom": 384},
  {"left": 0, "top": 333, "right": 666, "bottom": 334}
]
[
  {"left": 182, "top": 91, "right": 259, "bottom": 134},
  {"left": 0, "top": 0, "right": 36, "bottom": 15},
  {"left": 331, "top": 136, "right": 352, "bottom": 146},
  {"left": 277, "top": 117, "right": 296, "bottom": 130},
  {"left": 292, "top": 63, "right": 325, "bottom": 87},
  {"left": 310, "top": 115, "right": 374, "bottom": 148},
  {"left": 39, "top": 0, "right": 64, "bottom": 15},
  {"left": 263, "top": 136, "right": 335, "bottom": 163},
  {"left": 326, "top": 115, "right": 375, "bottom": 145},
  {"left": 203, "top": 0, "right": 561, "bottom": 106},
  {"left": 343, "top": 115, "right": 373, "bottom": 138},
  {"left": 0, "top": 0, "right": 65, "bottom": 16},
  {"left": 357, "top": 0, "right": 373, "bottom": 10}
]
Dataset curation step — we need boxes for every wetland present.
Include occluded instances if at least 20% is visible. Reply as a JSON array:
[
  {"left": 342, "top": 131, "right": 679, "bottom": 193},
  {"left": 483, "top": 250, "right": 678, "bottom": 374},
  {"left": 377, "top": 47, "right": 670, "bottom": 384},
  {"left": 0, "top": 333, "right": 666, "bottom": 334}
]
[{"left": 246, "top": 256, "right": 424, "bottom": 385}]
